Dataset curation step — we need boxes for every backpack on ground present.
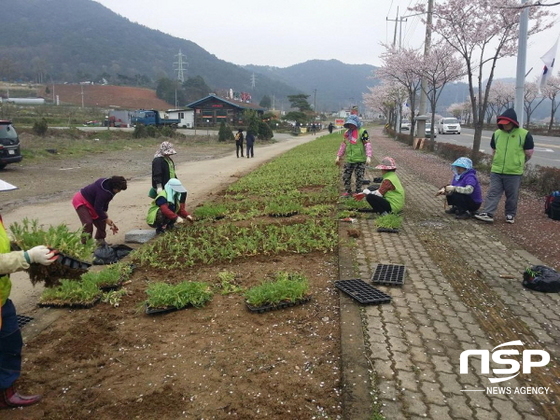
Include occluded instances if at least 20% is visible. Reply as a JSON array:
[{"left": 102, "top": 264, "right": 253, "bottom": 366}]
[
  {"left": 523, "top": 265, "right": 560, "bottom": 293},
  {"left": 544, "top": 191, "right": 560, "bottom": 220}
]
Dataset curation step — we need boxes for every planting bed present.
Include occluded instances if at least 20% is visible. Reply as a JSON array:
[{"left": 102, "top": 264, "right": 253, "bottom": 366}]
[{"left": 19, "top": 252, "right": 341, "bottom": 420}]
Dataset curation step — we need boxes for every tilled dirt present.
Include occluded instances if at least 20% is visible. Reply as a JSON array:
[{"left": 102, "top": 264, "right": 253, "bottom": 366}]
[{"left": 3, "top": 131, "right": 346, "bottom": 420}]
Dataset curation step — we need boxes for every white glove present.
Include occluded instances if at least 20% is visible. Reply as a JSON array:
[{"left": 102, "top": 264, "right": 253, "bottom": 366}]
[
  {"left": 156, "top": 185, "right": 163, "bottom": 194},
  {"left": 436, "top": 187, "right": 446, "bottom": 196},
  {"left": 175, "top": 216, "right": 185, "bottom": 224},
  {"left": 372, "top": 189, "right": 383, "bottom": 197},
  {"left": 363, "top": 188, "right": 372, "bottom": 195},
  {"left": 366, "top": 157, "right": 371, "bottom": 165},
  {"left": 185, "top": 215, "right": 194, "bottom": 223},
  {"left": 26, "top": 245, "right": 56, "bottom": 266},
  {"left": 335, "top": 156, "right": 341, "bottom": 165},
  {"left": 445, "top": 185, "right": 456, "bottom": 193}
]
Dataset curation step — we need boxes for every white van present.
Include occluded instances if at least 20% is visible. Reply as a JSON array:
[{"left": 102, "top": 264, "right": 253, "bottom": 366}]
[{"left": 437, "top": 117, "right": 461, "bottom": 134}]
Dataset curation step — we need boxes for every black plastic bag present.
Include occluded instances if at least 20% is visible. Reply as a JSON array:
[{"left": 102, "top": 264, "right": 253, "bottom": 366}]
[
  {"left": 522, "top": 265, "right": 560, "bottom": 293},
  {"left": 93, "top": 244, "right": 133, "bottom": 265}
]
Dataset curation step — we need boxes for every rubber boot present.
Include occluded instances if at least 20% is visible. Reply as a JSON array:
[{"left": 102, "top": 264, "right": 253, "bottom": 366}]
[{"left": 0, "top": 385, "right": 42, "bottom": 409}]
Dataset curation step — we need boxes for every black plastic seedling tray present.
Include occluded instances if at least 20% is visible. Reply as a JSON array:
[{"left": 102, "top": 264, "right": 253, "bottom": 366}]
[
  {"left": 371, "top": 264, "right": 406, "bottom": 286},
  {"left": 335, "top": 279, "right": 392, "bottom": 305},
  {"left": 16, "top": 315, "right": 34, "bottom": 329},
  {"left": 56, "top": 253, "right": 92, "bottom": 270}
]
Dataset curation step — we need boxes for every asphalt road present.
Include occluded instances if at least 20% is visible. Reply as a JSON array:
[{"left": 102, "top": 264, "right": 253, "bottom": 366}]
[{"left": 430, "top": 127, "right": 560, "bottom": 168}]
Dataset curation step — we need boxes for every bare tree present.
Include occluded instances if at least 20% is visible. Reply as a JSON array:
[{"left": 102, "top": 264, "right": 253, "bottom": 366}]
[
  {"left": 542, "top": 74, "right": 560, "bottom": 133},
  {"left": 523, "top": 80, "right": 546, "bottom": 129}
]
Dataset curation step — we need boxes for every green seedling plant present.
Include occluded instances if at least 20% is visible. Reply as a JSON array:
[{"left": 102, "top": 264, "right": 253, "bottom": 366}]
[
  {"left": 9, "top": 218, "right": 95, "bottom": 261},
  {"left": 244, "top": 271, "right": 310, "bottom": 307},
  {"left": 39, "top": 278, "right": 101, "bottom": 306},
  {"left": 81, "top": 263, "right": 132, "bottom": 289},
  {"left": 145, "top": 281, "right": 214, "bottom": 309},
  {"left": 193, "top": 203, "right": 228, "bottom": 220},
  {"left": 217, "top": 270, "right": 244, "bottom": 295},
  {"left": 101, "top": 288, "right": 130, "bottom": 307},
  {"left": 374, "top": 213, "right": 403, "bottom": 229},
  {"left": 265, "top": 199, "right": 302, "bottom": 217}
]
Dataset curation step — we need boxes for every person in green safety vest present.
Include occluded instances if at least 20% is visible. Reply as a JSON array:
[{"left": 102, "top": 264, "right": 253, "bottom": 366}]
[
  {"left": 358, "top": 157, "right": 405, "bottom": 215},
  {"left": 0, "top": 178, "right": 57, "bottom": 409},
  {"left": 147, "top": 178, "right": 193, "bottom": 234},
  {"left": 335, "top": 115, "right": 372, "bottom": 197},
  {"left": 149, "top": 142, "right": 186, "bottom": 209}
]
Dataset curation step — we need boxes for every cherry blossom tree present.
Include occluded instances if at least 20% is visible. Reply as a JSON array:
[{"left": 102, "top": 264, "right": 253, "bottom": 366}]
[
  {"left": 375, "top": 47, "right": 422, "bottom": 140},
  {"left": 363, "top": 82, "right": 407, "bottom": 130},
  {"left": 523, "top": 80, "right": 545, "bottom": 129},
  {"left": 542, "top": 74, "right": 560, "bottom": 133},
  {"left": 412, "top": 43, "right": 465, "bottom": 138},
  {"left": 486, "top": 81, "right": 515, "bottom": 123},
  {"left": 412, "top": 0, "right": 553, "bottom": 160}
]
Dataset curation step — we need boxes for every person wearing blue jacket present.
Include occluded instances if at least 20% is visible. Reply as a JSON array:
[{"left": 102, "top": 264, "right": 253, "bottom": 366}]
[{"left": 438, "top": 157, "right": 483, "bottom": 219}]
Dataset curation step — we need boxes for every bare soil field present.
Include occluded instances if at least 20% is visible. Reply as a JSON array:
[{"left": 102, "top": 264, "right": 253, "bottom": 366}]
[{"left": 3, "top": 130, "right": 344, "bottom": 420}]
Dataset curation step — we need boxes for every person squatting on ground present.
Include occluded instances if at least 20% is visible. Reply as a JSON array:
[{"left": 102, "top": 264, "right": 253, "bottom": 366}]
[
  {"left": 0, "top": 179, "right": 57, "bottom": 409},
  {"left": 234, "top": 128, "right": 244, "bottom": 158},
  {"left": 437, "top": 157, "right": 482, "bottom": 220},
  {"left": 335, "top": 115, "right": 372, "bottom": 196},
  {"left": 474, "top": 108, "right": 534, "bottom": 224},
  {"left": 147, "top": 178, "right": 193, "bottom": 234},
  {"left": 72, "top": 176, "right": 127, "bottom": 246},
  {"left": 246, "top": 130, "right": 255, "bottom": 158},
  {"left": 150, "top": 141, "right": 180, "bottom": 199},
  {"left": 358, "top": 157, "right": 405, "bottom": 215}
]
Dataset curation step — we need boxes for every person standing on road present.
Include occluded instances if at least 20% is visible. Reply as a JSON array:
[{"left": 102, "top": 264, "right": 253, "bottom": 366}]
[
  {"left": 0, "top": 179, "right": 57, "bottom": 409},
  {"left": 147, "top": 178, "right": 193, "bottom": 234},
  {"left": 356, "top": 157, "right": 404, "bottom": 214},
  {"left": 234, "top": 129, "right": 244, "bottom": 158},
  {"left": 335, "top": 115, "right": 372, "bottom": 197},
  {"left": 474, "top": 108, "right": 534, "bottom": 224},
  {"left": 246, "top": 130, "right": 255, "bottom": 158},
  {"left": 72, "top": 176, "right": 127, "bottom": 246},
  {"left": 328, "top": 122, "right": 334, "bottom": 134},
  {"left": 437, "top": 157, "right": 482, "bottom": 219}
]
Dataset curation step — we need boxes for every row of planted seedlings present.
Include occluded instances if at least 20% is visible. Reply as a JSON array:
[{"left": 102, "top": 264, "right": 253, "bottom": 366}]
[{"left": 131, "top": 133, "right": 345, "bottom": 312}]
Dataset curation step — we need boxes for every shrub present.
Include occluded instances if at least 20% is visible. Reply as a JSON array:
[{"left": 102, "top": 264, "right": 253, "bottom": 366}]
[
  {"left": 218, "top": 121, "right": 234, "bottom": 142},
  {"left": 133, "top": 124, "right": 147, "bottom": 138},
  {"left": 32, "top": 118, "right": 48, "bottom": 136},
  {"left": 257, "top": 121, "right": 274, "bottom": 140}
]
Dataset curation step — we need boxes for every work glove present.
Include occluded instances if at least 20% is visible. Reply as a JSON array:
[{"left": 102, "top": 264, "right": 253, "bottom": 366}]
[
  {"left": 335, "top": 156, "right": 341, "bottom": 166},
  {"left": 175, "top": 216, "right": 185, "bottom": 224},
  {"left": 366, "top": 157, "right": 371, "bottom": 165},
  {"left": 26, "top": 245, "right": 57, "bottom": 266},
  {"left": 156, "top": 187, "right": 163, "bottom": 194},
  {"left": 445, "top": 185, "right": 456, "bottom": 194},
  {"left": 435, "top": 187, "right": 446, "bottom": 197},
  {"left": 373, "top": 177, "right": 383, "bottom": 183},
  {"left": 363, "top": 188, "right": 371, "bottom": 195},
  {"left": 185, "top": 215, "right": 194, "bottom": 223}
]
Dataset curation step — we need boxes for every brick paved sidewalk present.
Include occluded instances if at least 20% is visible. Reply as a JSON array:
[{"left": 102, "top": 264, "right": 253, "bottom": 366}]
[{"left": 338, "top": 129, "right": 560, "bottom": 420}]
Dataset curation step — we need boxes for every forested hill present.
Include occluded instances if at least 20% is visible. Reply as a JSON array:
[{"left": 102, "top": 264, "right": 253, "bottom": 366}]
[{"left": 0, "top": 0, "right": 300, "bottom": 103}]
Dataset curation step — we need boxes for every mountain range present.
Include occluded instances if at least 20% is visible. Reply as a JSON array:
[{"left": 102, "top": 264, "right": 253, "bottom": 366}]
[{"left": 0, "top": 0, "right": 378, "bottom": 112}]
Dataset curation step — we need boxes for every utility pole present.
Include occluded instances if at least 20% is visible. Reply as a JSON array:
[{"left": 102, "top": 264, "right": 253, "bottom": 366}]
[
  {"left": 386, "top": 7, "right": 399, "bottom": 48},
  {"left": 417, "top": 0, "right": 434, "bottom": 138},
  {"left": 251, "top": 73, "right": 256, "bottom": 89},
  {"left": 514, "top": 0, "right": 528, "bottom": 127},
  {"left": 81, "top": 85, "right": 84, "bottom": 108}
]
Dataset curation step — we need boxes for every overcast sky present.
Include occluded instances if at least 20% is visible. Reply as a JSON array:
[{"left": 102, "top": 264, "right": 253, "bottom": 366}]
[{"left": 94, "top": 0, "right": 560, "bottom": 81}]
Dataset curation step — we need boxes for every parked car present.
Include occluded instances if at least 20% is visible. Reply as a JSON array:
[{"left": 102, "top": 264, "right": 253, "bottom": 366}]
[
  {"left": 425, "top": 122, "right": 437, "bottom": 138},
  {"left": 0, "top": 120, "right": 23, "bottom": 170},
  {"left": 437, "top": 117, "right": 461, "bottom": 134},
  {"left": 400, "top": 120, "right": 411, "bottom": 131}
]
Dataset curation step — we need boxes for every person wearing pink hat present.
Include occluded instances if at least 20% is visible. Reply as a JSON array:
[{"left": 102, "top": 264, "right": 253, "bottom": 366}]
[
  {"left": 0, "top": 179, "right": 57, "bottom": 409},
  {"left": 357, "top": 157, "right": 405, "bottom": 215},
  {"left": 335, "top": 115, "right": 372, "bottom": 197},
  {"left": 474, "top": 108, "right": 534, "bottom": 224}
]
